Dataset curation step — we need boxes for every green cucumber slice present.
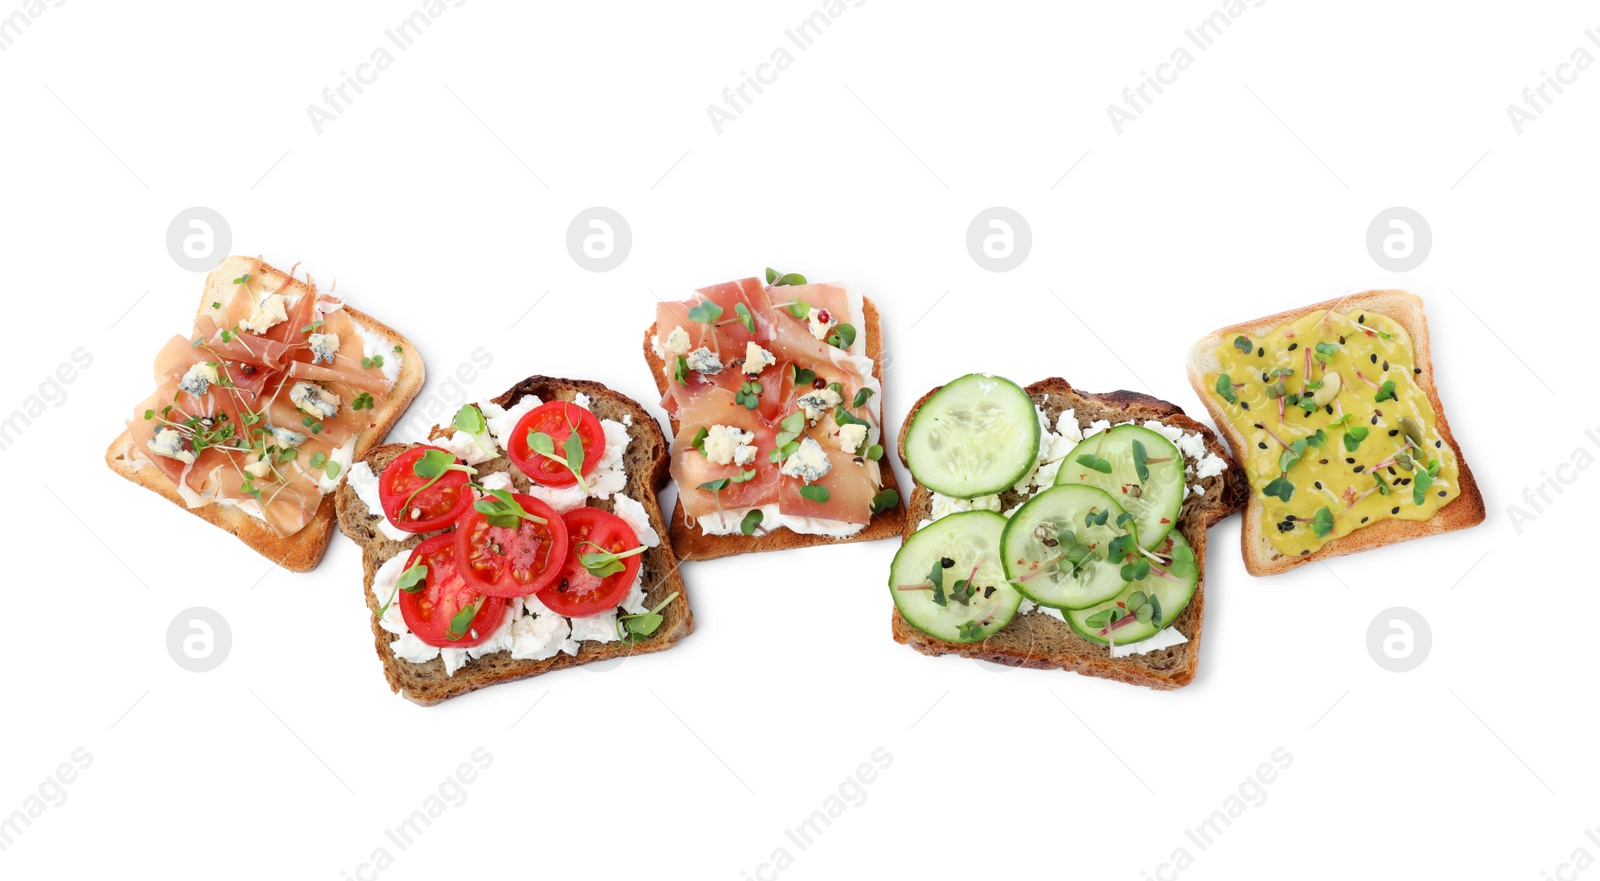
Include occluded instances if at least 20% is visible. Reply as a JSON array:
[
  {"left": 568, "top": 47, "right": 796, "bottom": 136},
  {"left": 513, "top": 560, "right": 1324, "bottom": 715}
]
[
  {"left": 903, "top": 374, "right": 1039, "bottom": 499},
  {"left": 1066, "top": 531, "right": 1198, "bottom": 646},
  {"left": 1000, "top": 484, "right": 1129, "bottom": 610},
  {"left": 1055, "top": 424, "right": 1185, "bottom": 549},
  {"left": 889, "top": 511, "right": 1021, "bottom": 644}
]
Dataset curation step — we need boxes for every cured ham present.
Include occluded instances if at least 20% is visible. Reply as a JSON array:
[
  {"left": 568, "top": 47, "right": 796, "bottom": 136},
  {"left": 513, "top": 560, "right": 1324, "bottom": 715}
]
[
  {"left": 126, "top": 262, "right": 396, "bottom": 537},
  {"left": 655, "top": 275, "right": 885, "bottom": 532}
]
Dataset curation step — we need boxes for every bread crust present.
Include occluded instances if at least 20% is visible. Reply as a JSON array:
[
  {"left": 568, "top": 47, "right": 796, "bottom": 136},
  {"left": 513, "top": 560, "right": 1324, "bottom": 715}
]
[
  {"left": 103, "top": 257, "right": 425, "bottom": 573},
  {"left": 335, "top": 376, "right": 694, "bottom": 706},
  {"left": 890, "top": 378, "right": 1247, "bottom": 689},
  {"left": 1184, "top": 289, "right": 1486, "bottom": 576},
  {"left": 642, "top": 295, "right": 907, "bottom": 560}
]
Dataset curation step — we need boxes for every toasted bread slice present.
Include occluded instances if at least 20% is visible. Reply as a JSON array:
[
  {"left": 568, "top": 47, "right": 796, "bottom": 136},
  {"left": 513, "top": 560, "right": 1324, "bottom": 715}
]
[
  {"left": 890, "top": 378, "right": 1247, "bottom": 689},
  {"left": 104, "top": 257, "right": 423, "bottom": 573},
  {"left": 642, "top": 296, "right": 906, "bottom": 561},
  {"left": 1185, "top": 289, "right": 1485, "bottom": 576},
  {"left": 335, "top": 377, "right": 693, "bottom": 706}
]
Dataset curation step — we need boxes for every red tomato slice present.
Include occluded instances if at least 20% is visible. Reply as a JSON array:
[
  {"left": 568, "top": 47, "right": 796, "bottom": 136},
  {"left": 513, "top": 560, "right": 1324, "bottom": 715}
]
[
  {"left": 455, "top": 492, "right": 568, "bottom": 598},
  {"left": 378, "top": 446, "right": 473, "bottom": 533},
  {"left": 507, "top": 402, "right": 606, "bottom": 488},
  {"left": 538, "top": 507, "right": 644, "bottom": 617},
  {"left": 398, "top": 534, "right": 506, "bottom": 648}
]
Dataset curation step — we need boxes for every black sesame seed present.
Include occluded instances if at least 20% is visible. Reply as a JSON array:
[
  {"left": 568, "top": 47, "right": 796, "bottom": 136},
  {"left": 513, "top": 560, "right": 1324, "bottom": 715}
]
[
  {"left": 1435, "top": 440, "right": 1442, "bottom": 448},
  {"left": 1318, "top": 458, "right": 1329, "bottom": 465},
  {"left": 1360, "top": 517, "right": 1369, "bottom": 524},
  {"left": 1300, "top": 550, "right": 1310, "bottom": 555},
  {"left": 1438, "top": 490, "right": 1447, "bottom": 497},
  {"left": 1370, "top": 353, "right": 1378, "bottom": 364},
  {"left": 1262, "top": 372, "right": 1270, "bottom": 382},
  {"left": 1339, "top": 335, "right": 1346, "bottom": 345},
  {"left": 1371, "top": 415, "right": 1379, "bottom": 425},
  {"left": 1358, "top": 314, "right": 1365, "bottom": 324},
  {"left": 1400, "top": 478, "right": 1411, "bottom": 485},
  {"left": 1258, "top": 442, "right": 1268, "bottom": 450},
  {"left": 1257, "top": 347, "right": 1265, "bottom": 357},
  {"left": 1391, "top": 506, "right": 1400, "bottom": 515},
  {"left": 1314, "top": 481, "right": 1323, "bottom": 489},
  {"left": 1354, "top": 465, "right": 1365, "bottom": 472},
  {"left": 1414, "top": 367, "right": 1422, "bottom": 374},
  {"left": 1387, "top": 466, "right": 1396, "bottom": 476},
  {"left": 1345, "top": 457, "right": 1355, "bottom": 464},
  {"left": 1324, "top": 405, "right": 1334, "bottom": 415},
  {"left": 1388, "top": 429, "right": 1399, "bottom": 436},
  {"left": 1241, "top": 402, "right": 1250, "bottom": 410},
  {"left": 1286, "top": 514, "right": 1297, "bottom": 521},
  {"left": 940, "top": 557, "right": 955, "bottom": 569},
  {"left": 1252, "top": 423, "right": 1264, "bottom": 430},
  {"left": 1287, "top": 342, "right": 1298, "bottom": 351},
  {"left": 1382, "top": 360, "right": 1389, "bottom": 371}
]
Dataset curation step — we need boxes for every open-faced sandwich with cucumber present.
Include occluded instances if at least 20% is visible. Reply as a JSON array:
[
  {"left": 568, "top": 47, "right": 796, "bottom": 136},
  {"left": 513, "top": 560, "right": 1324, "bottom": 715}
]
[
  {"left": 889, "top": 375, "right": 1245, "bottom": 689},
  {"left": 642, "top": 268, "right": 905, "bottom": 561},
  {"left": 1187, "top": 289, "right": 1484, "bottom": 575},
  {"left": 334, "top": 376, "right": 691, "bottom": 705}
]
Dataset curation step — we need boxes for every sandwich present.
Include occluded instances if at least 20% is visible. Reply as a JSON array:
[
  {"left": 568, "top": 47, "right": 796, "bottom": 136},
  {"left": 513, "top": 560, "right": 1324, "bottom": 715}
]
[
  {"left": 642, "top": 268, "right": 906, "bottom": 561},
  {"left": 888, "top": 375, "right": 1245, "bottom": 689},
  {"left": 105, "top": 257, "right": 422, "bottom": 572},
  {"left": 336, "top": 376, "right": 692, "bottom": 705},
  {"left": 1186, "top": 289, "right": 1485, "bottom": 575}
]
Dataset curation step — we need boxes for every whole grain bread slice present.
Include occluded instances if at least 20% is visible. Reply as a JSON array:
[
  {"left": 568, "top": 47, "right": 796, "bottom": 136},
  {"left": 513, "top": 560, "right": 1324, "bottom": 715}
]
[
  {"left": 1185, "top": 289, "right": 1485, "bottom": 576},
  {"left": 335, "top": 376, "right": 693, "bottom": 706},
  {"left": 890, "top": 378, "right": 1247, "bottom": 689},
  {"left": 104, "top": 257, "right": 424, "bottom": 573},
  {"left": 642, "top": 296, "right": 906, "bottom": 561}
]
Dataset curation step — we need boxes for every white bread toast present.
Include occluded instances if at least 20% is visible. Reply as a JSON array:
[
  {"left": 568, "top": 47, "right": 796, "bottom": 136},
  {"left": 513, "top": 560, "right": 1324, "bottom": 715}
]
[
  {"left": 1185, "top": 289, "right": 1485, "bottom": 576},
  {"left": 104, "top": 257, "right": 423, "bottom": 572}
]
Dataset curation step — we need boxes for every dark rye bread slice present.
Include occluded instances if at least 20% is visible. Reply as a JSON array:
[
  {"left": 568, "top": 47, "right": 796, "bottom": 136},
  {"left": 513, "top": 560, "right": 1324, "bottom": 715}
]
[
  {"left": 335, "top": 376, "right": 693, "bottom": 706},
  {"left": 890, "top": 378, "right": 1247, "bottom": 690},
  {"left": 642, "top": 296, "right": 906, "bottom": 561},
  {"left": 105, "top": 256, "right": 424, "bottom": 573},
  {"left": 1186, "top": 289, "right": 1485, "bottom": 576}
]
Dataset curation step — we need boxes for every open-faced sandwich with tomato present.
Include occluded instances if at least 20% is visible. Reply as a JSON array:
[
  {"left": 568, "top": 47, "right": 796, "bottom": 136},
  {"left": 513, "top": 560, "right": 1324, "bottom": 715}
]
[
  {"left": 642, "top": 268, "right": 906, "bottom": 561},
  {"left": 335, "top": 376, "right": 692, "bottom": 705},
  {"left": 888, "top": 375, "right": 1246, "bottom": 689},
  {"left": 105, "top": 257, "right": 423, "bottom": 572}
]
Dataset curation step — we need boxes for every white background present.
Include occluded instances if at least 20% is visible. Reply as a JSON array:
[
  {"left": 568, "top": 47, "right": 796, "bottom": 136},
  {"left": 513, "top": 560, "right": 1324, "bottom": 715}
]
[{"left": 3, "top": 1, "right": 1595, "bottom": 878}]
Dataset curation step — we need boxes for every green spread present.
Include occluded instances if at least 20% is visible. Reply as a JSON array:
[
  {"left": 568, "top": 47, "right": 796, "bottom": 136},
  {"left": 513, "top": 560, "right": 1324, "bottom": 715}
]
[{"left": 1206, "top": 307, "right": 1461, "bottom": 557}]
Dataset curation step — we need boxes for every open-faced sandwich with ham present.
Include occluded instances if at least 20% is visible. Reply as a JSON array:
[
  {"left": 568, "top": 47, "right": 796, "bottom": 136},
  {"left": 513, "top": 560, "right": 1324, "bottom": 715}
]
[
  {"left": 643, "top": 268, "right": 907, "bottom": 561},
  {"left": 105, "top": 257, "right": 422, "bottom": 572},
  {"left": 335, "top": 377, "right": 692, "bottom": 705}
]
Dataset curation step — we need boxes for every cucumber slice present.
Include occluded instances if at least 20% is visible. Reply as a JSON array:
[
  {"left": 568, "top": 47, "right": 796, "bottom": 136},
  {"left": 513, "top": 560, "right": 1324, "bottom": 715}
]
[
  {"left": 1055, "top": 424, "right": 1185, "bottom": 549},
  {"left": 903, "top": 374, "right": 1039, "bottom": 499},
  {"left": 1066, "top": 531, "right": 1199, "bottom": 646},
  {"left": 1000, "top": 485, "right": 1129, "bottom": 610},
  {"left": 889, "top": 511, "right": 1021, "bottom": 644}
]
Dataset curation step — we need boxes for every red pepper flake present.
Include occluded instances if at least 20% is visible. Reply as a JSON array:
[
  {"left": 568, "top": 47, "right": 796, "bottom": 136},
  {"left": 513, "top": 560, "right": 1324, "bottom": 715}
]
[{"left": 1160, "top": 518, "right": 1170, "bottom": 524}]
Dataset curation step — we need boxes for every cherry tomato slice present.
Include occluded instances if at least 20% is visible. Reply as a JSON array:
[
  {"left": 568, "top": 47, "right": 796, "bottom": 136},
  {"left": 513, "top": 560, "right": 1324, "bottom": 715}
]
[
  {"left": 538, "top": 507, "right": 643, "bottom": 617},
  {"left": 398, "top": 533, "right": 506, "bottom": 648},
  {"left": 455, "top": 492, "right": 568, "bottom": 598},
  {"left": 378, "top": 446, "right": 473, "bottom": 533},
  {"left": 507, "top": 402, "right": 606, "bottom": 488}
]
